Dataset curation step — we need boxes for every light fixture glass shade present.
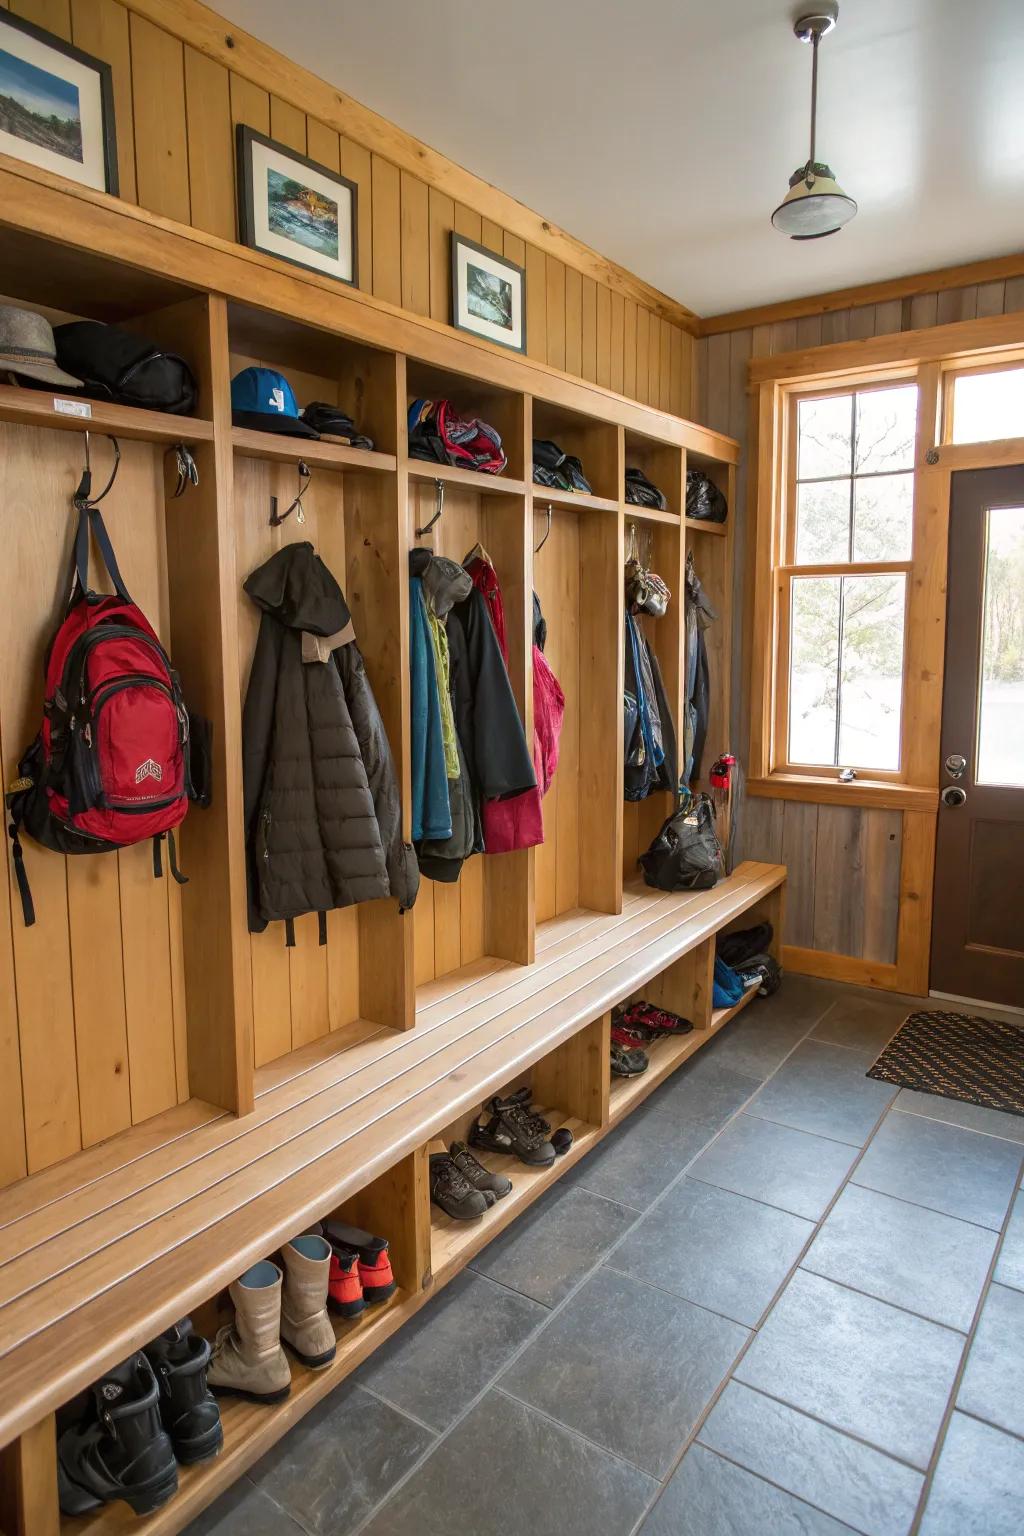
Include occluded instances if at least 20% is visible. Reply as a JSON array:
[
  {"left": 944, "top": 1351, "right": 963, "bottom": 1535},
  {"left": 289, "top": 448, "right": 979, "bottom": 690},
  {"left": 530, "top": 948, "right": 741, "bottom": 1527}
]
[{"left": 772, "top": 161, "right": 857, "bottom": 239}]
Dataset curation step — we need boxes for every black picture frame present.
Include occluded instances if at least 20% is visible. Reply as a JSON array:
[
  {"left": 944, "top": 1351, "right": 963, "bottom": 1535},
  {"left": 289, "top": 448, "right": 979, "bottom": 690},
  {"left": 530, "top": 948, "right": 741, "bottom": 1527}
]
[
  {"left": 236, "top": 124, "right": 359, "bottom": 288},
  {"left": 451, "top": 233, "right": 527, "bottom": 354},
  {"left": 0, "top": 10, "right": 118, "bottom": 195}
]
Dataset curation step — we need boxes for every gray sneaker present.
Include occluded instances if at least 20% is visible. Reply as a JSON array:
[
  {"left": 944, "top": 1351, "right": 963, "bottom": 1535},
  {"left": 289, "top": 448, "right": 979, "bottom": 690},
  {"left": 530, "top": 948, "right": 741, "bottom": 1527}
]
[
  {"left": 430, "top": 1154, "right": 489, "bottom": 1221},
  {"left": 450, "top": 1141, "right": 513, "bottom": 1200}
]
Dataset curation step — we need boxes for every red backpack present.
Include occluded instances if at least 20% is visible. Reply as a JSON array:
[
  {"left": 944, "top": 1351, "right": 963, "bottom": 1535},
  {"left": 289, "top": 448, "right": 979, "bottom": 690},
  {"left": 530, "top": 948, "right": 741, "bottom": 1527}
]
[{"left": 7, "top": 493, "right": 192, "bottom": 926}]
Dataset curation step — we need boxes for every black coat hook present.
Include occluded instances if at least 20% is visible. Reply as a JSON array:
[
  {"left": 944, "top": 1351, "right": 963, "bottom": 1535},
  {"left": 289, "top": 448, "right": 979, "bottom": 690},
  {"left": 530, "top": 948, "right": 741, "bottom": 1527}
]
[
  {"left": 74, "top": 432, "right": 121, "bottom": 510},
  {"left": 416, "top": 478, "right": 445, "bottom": 538},
  {"left": 535, "top": 502, "right": 552, "bottom": 553},
  {"left": 270, "top": 459, "right": 311, "bottom": 526}
]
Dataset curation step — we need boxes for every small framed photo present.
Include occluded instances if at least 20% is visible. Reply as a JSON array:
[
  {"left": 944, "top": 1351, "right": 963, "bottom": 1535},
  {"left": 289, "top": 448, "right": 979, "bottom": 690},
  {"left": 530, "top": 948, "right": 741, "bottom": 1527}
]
[
  {"left": 237, "top": 125, "right": 358, "bottom": 286},
  {"left": 451, "top": 234, "right": 526, "bottom": 353},
  {"left": 0, "top": 10, "right": 117, "bottom": 194}
]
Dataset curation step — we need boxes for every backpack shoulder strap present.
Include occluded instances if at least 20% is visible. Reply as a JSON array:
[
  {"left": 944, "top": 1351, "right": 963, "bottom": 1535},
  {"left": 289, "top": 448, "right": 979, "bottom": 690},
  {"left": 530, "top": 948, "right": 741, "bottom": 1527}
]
[{"left": 70, "top": 501, "right": 132, "bottom": 606}]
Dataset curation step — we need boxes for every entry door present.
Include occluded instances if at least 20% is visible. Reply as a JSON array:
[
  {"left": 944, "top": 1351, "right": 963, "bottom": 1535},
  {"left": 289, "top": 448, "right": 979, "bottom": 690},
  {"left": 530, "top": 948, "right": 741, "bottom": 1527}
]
[{"left": 931, "top": 465, "right": 1024, "bottom": 1007}]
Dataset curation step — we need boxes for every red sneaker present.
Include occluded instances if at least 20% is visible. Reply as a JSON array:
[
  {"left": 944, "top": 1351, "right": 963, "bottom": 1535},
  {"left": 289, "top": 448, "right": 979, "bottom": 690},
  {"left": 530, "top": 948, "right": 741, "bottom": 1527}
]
[
  {"left": 327, "top": 1247, "right": 365, "bottom": 1319},
  {"left": 356, "top": 1241, "right": 397, "bottom": 1305}
]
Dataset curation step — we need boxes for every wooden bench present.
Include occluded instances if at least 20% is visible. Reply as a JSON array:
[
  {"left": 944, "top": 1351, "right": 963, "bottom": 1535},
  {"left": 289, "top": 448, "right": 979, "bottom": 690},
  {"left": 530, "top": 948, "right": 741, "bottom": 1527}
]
[{"left": 0, "top": 861, "right": 785, "bottom": 1536}]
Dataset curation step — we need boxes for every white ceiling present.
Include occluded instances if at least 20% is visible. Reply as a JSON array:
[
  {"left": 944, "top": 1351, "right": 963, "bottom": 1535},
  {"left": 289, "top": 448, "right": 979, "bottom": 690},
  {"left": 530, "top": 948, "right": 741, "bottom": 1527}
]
[{"left": 216, "top": 0, "right": 1024, "bottom": 315}]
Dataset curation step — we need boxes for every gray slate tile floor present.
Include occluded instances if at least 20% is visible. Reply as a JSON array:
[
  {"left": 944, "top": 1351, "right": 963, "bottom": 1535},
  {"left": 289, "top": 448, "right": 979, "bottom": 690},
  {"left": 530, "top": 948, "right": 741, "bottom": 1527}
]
[{"left": 187, "top": 979, "right": 1024, "bottom": 1536}]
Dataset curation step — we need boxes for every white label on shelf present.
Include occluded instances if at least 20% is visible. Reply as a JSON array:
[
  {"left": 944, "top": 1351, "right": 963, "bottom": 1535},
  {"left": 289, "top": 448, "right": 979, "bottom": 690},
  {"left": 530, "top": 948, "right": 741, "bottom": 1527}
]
[{"left": 53, "top": 398, "right": 92, "bottom": 419}]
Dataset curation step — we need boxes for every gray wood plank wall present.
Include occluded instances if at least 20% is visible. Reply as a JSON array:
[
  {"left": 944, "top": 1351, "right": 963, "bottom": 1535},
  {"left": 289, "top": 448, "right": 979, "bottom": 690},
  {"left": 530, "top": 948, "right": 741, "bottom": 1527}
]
[{"left": 697, "top": 276, "right": 1024, "bottom": 960}]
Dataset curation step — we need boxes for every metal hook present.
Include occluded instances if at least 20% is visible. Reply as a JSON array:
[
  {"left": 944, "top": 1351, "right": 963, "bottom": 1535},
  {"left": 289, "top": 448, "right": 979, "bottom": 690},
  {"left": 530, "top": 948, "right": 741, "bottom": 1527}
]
[
  {"left": 270, "top": 459, "right": 311, "bottom": 527},
  {"left": 74, "top": 433, "right": 120, "bottom": 510},
  {"left": 169, "top": 443, "right": 200, "bottom": 499},
  {"left": 416, "top": 478, "right": 445, "bottom": 539},
  {"left": 534, "top": 502, "right": 552, "bottom": 554}
]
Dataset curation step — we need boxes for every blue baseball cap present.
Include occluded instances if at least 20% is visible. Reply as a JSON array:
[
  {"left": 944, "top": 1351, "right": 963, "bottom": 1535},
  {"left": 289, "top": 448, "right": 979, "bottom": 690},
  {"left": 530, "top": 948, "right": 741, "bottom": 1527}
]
[{"left": 231, "top": 366, "right": 319, "bottom": 438}]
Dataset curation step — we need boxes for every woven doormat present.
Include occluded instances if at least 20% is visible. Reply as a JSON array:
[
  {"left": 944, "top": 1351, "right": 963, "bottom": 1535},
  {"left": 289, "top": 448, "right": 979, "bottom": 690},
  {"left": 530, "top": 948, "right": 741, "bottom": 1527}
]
[{"left": 867, "top": 1009, "right": 1024, "bottom": 1117}]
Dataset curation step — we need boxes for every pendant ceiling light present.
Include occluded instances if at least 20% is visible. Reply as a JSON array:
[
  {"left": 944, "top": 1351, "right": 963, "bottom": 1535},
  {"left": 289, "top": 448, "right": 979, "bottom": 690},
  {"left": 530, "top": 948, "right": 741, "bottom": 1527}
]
[{"left": 772, "top": 3, "right": 857, "bottom": 239}]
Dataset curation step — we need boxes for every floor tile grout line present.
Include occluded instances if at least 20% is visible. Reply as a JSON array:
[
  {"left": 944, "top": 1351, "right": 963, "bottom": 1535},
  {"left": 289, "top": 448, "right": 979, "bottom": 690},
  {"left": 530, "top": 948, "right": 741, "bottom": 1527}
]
[
  {"left": 714, "top": 1378, "right": 929, "bottom": 1477},
  {"left": 691, "top": 1440, "right": 873, "bottom": 1536},
  {"left": 952, "top": 1403, "right": 1024, "bottom": 1447},
  {"left": 893, "top": 1100, "right": 1024, "bottom": 1146},
  {"left": 907, "top": 1159, "right": 1024, "bottom": 1536},
  {"left": 600, "top": 1260, "right": 761, "bottom": 1331},
  {"left": 491, "top": 1385, "right": 663, "bottom": 1484},
  {"left": 344, "top": 995, "right": 841, "bottom": 1536},
  {"left": 793, "top": 1262, "right": 971, "bottom": 1336},
  {"left": 683, "top": 1167, "right": 844, "bottom": 1223},
  {"left": 628, "top": 1085, "right": 914, "bottom": 1535},
  {"left": 740, "top": 1105, "right": 867, "bottom": 1149},
  {"left": 845, "top": 1175, "right": 1015, "bottom": 1233},
  {"left": 350, "top": 1380, "right": 443, "bottom": 1438}
]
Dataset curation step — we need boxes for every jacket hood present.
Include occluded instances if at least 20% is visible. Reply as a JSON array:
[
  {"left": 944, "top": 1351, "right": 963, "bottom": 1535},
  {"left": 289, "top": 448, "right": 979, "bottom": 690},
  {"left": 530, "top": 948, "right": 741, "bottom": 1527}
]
[
  {"left": 423, "top": 555, "right": 473, "bottom": 617},
  {"left": 244, "top": 542, "right": 351, "bottom": 636}
]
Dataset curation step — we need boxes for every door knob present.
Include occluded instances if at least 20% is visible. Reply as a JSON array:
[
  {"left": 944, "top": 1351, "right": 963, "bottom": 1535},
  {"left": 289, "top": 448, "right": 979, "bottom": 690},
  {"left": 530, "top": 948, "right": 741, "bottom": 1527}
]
[
  {"left": 941, "top": 786, "right": 967, "bottom": 808},
  {"left": 944, "top": 753, "right": 967, "bottom": 780}
]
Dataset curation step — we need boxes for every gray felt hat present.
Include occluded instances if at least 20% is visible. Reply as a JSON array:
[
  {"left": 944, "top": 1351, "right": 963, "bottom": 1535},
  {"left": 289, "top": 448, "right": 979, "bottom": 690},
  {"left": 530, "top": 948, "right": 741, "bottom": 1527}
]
[{"left": 0, "top": 305, "right": 82, "bottom": 389}]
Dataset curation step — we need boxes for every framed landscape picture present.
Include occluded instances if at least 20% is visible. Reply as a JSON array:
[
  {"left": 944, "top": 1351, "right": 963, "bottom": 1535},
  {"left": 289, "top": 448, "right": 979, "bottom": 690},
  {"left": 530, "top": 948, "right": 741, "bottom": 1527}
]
[
  {"left": 0, "top": 11, "right": 117, "bottom": 194},
  {"left": 237, "top": 125, "right": 358, "bottom": 286},
  {"left": 451, "top": 234, "right": 526, "bottom": 353}
]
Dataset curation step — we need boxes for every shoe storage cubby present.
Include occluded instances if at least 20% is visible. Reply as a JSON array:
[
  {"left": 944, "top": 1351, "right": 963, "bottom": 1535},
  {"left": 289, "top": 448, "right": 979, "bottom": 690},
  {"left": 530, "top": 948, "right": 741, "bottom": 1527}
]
[{"left": 427, "top": 1013, "right": 610, "bottom": 1286}]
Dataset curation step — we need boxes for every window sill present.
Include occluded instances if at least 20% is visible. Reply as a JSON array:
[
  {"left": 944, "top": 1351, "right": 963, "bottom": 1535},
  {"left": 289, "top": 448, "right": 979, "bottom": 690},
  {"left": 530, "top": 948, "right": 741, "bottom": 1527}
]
[{"left": 747, "top": 775, "right": 939, "bottom": 812}]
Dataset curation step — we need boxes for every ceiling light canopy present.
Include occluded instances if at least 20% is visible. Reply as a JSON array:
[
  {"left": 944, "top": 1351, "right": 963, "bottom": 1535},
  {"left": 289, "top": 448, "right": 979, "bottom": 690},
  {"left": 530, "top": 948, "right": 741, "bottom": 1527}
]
[{"left": 772, "top": 4, "right": 857, "bottom": 240}]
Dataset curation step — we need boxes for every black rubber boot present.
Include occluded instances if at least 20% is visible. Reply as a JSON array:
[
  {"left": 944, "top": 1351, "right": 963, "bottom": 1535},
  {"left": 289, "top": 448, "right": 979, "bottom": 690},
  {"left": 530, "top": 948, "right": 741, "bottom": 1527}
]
[
  {"left": 57, "top": 1353, "right": 179, "bottom": 1516},
  {"left": 145, "top": 1318, "right": 224, "bottom": 1465}
]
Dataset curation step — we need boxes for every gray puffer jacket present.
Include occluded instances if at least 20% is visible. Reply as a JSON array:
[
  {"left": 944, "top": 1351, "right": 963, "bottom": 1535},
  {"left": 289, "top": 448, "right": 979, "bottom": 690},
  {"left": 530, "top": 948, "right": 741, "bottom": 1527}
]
[{"left": 242, "top": 543, "right": 418, "bottom": 934}]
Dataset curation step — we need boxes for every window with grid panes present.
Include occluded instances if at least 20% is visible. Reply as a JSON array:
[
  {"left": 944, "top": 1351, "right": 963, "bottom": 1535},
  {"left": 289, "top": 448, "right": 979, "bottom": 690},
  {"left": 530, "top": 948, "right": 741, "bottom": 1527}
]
[{"left": 781, "top": 383, "right": 918, "bottom": 774}]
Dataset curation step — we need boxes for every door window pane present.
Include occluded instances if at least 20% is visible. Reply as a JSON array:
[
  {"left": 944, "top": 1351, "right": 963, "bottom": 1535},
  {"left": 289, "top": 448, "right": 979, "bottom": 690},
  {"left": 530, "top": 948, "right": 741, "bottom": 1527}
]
[
  {"left": 977, "top": 505, "right": 1024, "bottom": 786},
  {"left": 952, "top": 368, "right": 1024, "bottom": 445},
  {"left": 789, "top": 577, "right": 841, "bottom": 765},
  {"left": 852, "top": 472, "right": 914, "bottom": 561},
  {"left": 838, "top": 574, "right": 905, "bottom": 771},
  {"left": 796, "top": 479, "right": 850, "bottom": 563},
  {"left": 788, "top": 573, "right": 905, "bottom": 770},
  {"left": 854, "top": 385, "right": 918, "bottom": 472},
  {"left": 797, "top": 395, "right": 852, "bottom": 479}
]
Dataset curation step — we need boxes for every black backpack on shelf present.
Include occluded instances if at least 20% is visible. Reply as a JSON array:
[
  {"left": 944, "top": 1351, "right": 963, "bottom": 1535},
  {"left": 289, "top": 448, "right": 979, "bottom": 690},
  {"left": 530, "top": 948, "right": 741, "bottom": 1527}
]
[
  {"left": 639, "top": 793, "right": 724, "bottom": 892},
  {"left": 54, "top": 321, "right": 197, "bottom": 415},
  {"left": 685, "top": 469, "right": 728, "bottom": 523},
  {"left": 625, "top": 467, "right": 667, "bottom": 510},
  {"left": 532, "top": 439, "right": 592, "bottom": 493}
]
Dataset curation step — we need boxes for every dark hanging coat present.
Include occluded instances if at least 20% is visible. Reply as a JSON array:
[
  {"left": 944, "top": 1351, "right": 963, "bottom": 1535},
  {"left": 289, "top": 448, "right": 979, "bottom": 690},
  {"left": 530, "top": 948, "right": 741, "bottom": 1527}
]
[{"left": 242, "top": 543, "right": 418, "bottom": 935}]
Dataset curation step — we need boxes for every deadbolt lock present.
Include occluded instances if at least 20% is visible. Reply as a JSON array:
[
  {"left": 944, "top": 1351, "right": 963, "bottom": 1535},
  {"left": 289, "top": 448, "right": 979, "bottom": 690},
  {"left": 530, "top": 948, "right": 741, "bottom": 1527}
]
[{"left": 941, "top": 786, "right": 967, "bottom": 808}]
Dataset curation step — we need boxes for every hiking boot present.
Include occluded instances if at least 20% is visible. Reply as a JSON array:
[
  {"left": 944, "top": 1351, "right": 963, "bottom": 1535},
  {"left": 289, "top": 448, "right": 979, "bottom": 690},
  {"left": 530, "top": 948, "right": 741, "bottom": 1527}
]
[
  {"left": 57, "top": 1353, "right": 178, "bottom": 1516},
  {"left": 144, "top": 1318, "right": 223, "bottom": 1465},
  {"left": 325, "top": 1222, "right": 398, "bottom": 1305},
  {"left": 327, "top": 1244, "right": 367, "bottom": 1319},
  {"left": 450, "top": 1141, "right": 512, "bottom": 1200},
  {"left": 470, "top": 1090, "right": 556, "bottom": 1166},
  {"left": 430, "top": 1153, "right": 489, "bottom": 1220},
  {"left": 611, "top": 1043, "right": 649, "bottom": 1077},
  {"left": 280, "top": 1236, "right": 337, "bottom": 1369},
  {"left": 208, "top": 1260, "right": 291, "bottom": 1404}
]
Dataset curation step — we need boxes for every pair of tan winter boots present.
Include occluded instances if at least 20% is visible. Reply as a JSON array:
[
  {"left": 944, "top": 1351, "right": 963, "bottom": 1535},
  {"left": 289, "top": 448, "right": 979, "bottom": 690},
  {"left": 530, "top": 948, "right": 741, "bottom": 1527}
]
[{"left": 208, "top": 1236, "right": 336, "bottom": 1403}]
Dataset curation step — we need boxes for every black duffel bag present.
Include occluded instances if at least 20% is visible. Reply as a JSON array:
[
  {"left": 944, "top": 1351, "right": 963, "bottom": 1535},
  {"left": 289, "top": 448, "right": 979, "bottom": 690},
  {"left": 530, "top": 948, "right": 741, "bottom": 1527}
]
[
  {"left": 54, "top": 320, "right": 197, "bottom": 415},
  {"left": 639, "top": 792, "right": 725, "bottom": 891}
]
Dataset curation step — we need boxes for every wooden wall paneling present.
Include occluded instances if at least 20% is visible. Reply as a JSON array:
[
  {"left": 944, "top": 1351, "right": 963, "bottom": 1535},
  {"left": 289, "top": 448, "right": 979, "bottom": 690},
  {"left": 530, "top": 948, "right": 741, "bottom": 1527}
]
[
  {"left": 647, "top": 312, "right": 661, "bottom": 405},
  {"left": 545, "top": 258, "right": 566, "bottom": 372},
  {"left": 872, "top": 299, "right": 903, "bottom": 335},
  {"left": 811, "top": 806, "right": 866, "bottom": 957},
  {"left": 480, "top": 218, "right": 503, "bottom": 253},
  {"left": 861, "top": 810, "right": 902, "bottom": 964},
  {"left": 163, "top": 294, "right": 253, "bottom": 1108},
  {"left": 347, "top": 443, "right": 414, "bottom": 1028},
  {"left": 0, "top": 1411, "right": 59, "bottom": 1536},
  {"left": 111, "top": 442, "right": 179, "bottom": 1124},
  {"left": 532, "top": 1011, "right": 610, "bottom": 1130},
  {"left": 581, "top": 276, "right": 598, "bottom": 385},
  {"left": 595, "top": 285, "right": 611, "bottom": 389},
  {"left": 907, "top": 292, "right": 938, "bottom": 331},
  {"left": 65, "top": 828, "right": 129, "bottom": 1149},
  {"left": 622, "top": 299, "right": 637, "bottom": 401},
  {"left": 935, "top": 286, "right": 977, "bottom": 325},
  {"left": 413, "top": 880, "right": 436, "bottom": 985},
  {"left": 669, "top": 324, "right": 683, "bottom": 418},
  {"left": 578, "top": 502, "right": 624, "bottom": 914},
  {"left": 306, "top": 118, "right": 340, "bottom": 173},
  {"left": 503, "top": 232, "right": 526, "bottom": 267},
  {"left": 1003, "top": 275, "right": 1024, "bottom": 311},
  {"left": 0, "top": 708, "right": 27, "bottom": 1186},
  {"left": 182, "top": 44, "right": 234, "bottom": 241},
  {"left": 428, "top": 188, "right": 454, "bottom": 324},
  {"left": 564, "top": 266, "right": 583, "bottom": 379},
  {"left": 525, "top": 245, "right": 547, "bottom": 365},
  {"left": 659, "top": 314, "right": 672, "bottom": 409},
  {"left": 634, "top": 304, "right": 650, "bottom": 405},
  {"left": 703, "top": 331, "right": 730, "bottom": 432},
  {"left": 129, "top": 13, "right": 190, "bottom": 224},
  {"left": 975, "top": 280, "right": 1006, "bottom": 318},
  {"left": 453, "top": 203, "right": 482, "bottom": 243},
  {"left": 636, "top": 511, "right": 685, "bottom": 856},
  {"left": 780, "top": 800, "right": 817, "bottom": 948},
  {"left": 741, "top": 794, "right": 784, "bottom": 864},
  {"left": 70, "top": 0, "right": 138, "bottom": 203},
  {"left": 725, "top": 329, "right": 752, "bottom": 752},
  {"left": 895, "top": 809, "right": 936, "bottom": 995},
  {"left": 338, "top": 136, "right": 373, "bottom": 295},
  {"left": 1, "top": 424, "right": 82, "bottom": 1173},
  {"left": 370, "top": 155, "right": 402, "bottom": 307},
  {"left": 547, "top": 510, "right": 581, "bottom": 916},
  {"left": 821, "top": 309, "right": 852, "bottom": 344},
  {"left": 609, "top": 292, "right": 625, "bottom": 396},
  {"left": 400, "top": 172, "right": 430, "bottom": 319},
  {"left": 269, "top": 94, "right": 305, "bottom": 152}
]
